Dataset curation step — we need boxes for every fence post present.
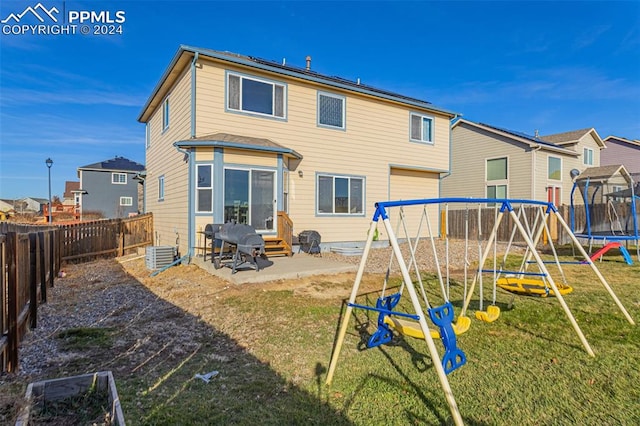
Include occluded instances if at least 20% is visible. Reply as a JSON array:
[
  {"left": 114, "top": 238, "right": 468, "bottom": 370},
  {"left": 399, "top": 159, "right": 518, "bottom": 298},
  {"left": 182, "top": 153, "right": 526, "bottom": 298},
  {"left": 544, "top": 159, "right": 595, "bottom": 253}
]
[
  {"left": 118, "top": 219, "right": 125, "bottom": 257},
  {"left": 29, "top": 233, "right": 38, "bottom": 329},
  {"left": 49, "top": 229, "right": 56, "bottom": 288},
  {"left": 6, "top": 232, "right": 19, "bottom": 373},
  {"left": 38, "top": 232, "right": 47, "bottom": 303}
]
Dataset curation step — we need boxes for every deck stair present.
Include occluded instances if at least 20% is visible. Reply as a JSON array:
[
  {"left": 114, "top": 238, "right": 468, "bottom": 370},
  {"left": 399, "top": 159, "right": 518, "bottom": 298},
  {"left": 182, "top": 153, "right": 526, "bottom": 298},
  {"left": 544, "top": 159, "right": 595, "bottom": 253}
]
[
  {"left": 264, "top": 236, "right": 292, "bottom": 257},
  {"left": 263, "top": 211, "right": 293, "bottom": 257}
]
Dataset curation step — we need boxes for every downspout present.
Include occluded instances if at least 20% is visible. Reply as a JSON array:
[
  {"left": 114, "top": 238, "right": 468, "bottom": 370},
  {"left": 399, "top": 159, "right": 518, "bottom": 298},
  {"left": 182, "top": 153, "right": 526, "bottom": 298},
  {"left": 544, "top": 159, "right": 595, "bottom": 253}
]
[
  {"left": 173, "top": 52, "right": 199, "bottom": 263},
  {"left": 174, "top": 143, "right": 194, "bottom": 261},
  {"left": 438, "top": 114, "right": 460, "bottom": 237},
  {"left": 190, "top": 52, "right": 199, "bottom": 138}
]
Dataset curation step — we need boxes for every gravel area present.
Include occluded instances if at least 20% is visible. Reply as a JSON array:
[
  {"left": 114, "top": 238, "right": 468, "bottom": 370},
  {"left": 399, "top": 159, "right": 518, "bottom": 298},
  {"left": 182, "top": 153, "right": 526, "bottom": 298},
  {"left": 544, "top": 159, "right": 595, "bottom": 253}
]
[
  {"left": 321, "top": 238, "right": 526, "bottom": 275},
  {"left": 3, "top": 258, "right": 215, "bottom": 382}
]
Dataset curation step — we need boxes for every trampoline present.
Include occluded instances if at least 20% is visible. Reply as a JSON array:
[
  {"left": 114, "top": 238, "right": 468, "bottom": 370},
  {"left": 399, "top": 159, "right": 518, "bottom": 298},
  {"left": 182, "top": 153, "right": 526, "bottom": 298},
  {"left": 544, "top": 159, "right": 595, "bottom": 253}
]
[{"left": 570, "top": 165, "right": 639, "bottom": 261}]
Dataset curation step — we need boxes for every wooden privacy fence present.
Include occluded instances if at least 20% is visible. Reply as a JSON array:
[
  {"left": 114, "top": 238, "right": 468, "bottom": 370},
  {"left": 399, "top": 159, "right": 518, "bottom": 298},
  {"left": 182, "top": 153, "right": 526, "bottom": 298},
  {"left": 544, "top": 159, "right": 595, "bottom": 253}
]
[
  {"left": 0, "top": 227, "right": 59, "bottom": 373},
  {"left": 60, "top": 213, "right": 153, "bottom": 261},
  {"left": 445, "top": 203, "right": 637, "bottom": 245},
  {"left": 0, "top": 214, "right": 151, "bottom": 373}
]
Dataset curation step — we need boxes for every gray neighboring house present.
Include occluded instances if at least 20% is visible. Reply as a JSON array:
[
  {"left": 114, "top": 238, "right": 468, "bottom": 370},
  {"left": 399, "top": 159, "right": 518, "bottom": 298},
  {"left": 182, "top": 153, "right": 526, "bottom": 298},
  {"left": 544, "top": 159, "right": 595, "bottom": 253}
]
[
  {"left": 78, "top": 156, "right": 145, "bottom": 218},
  {"left": 601, "top": 136, "right": 640, "bottom": 184}
]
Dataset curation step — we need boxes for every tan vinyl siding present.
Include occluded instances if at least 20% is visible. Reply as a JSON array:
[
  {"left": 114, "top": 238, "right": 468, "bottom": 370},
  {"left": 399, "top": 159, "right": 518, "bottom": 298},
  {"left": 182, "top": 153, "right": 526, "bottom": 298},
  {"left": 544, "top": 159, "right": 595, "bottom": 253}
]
[
  {"left": 195, "top": 148, "right": 214, "bottom": 162},
  {"left": 145, "top": 67, "right": 192, "bottom": 253},
  {"left": 442, "top": 124, "right": 532, "bottom": 201},
  {"left": 193, "top": 57, "right": 451, "bottom": 243},
  {"left": 547, "top": 135, "right": 597, "bottom": 206},
  {"left": 388, "top": 168, "right": 440, "bottom": 238},
  {"left": 224, "top": 149, "right": 278, "bottom": 167}
]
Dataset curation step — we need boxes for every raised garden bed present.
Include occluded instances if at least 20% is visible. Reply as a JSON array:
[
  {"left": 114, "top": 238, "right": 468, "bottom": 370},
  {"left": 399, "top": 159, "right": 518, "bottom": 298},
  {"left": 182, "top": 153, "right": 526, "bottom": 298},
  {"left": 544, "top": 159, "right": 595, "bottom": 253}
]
[{"left": 16, "top": 371, "right": 125, "bottom": 426}]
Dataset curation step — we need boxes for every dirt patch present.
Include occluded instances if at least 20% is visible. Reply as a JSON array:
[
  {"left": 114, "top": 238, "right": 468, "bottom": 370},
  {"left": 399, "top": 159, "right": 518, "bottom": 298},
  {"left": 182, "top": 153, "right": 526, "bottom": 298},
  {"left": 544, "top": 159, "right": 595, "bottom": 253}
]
[{"left": 0, "top": 239, "right": 522, "bottom": 422}]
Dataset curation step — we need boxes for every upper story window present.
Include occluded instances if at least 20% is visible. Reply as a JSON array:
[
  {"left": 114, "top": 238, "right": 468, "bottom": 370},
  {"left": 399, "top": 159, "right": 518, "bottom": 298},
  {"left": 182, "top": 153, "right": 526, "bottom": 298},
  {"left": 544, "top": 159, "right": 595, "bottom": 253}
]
[
  {"left": 317, "top": 174, "right": 364, "bottom": 215},
  {"left": 162, "top": 98, "right": 170, "bottom": 131},
  {"left": 548, "top": 156, "right": 562, "bottom": 180},
  {"left": 486, "top": 157, "right": 508, "bottom": 206},
  {"left": 410, "top": 113, "right": 434, "bottom": 144},
  {"left": 158, "top": 175, "right": 165, "bottom": 201},
  {"left": 318, "top": 92, "right": 345, "bottom": 129},
  {"left": 196, "top": 164, "right": 213, "bottom": 213},
  {"left": 583, "top": 147, "right": 594, "bottom": 165},
  {"left": 227, "top": 72, "right": 286, "bottom": 119},
  {"left": 112, "top": 173, "right": 127, "bottom": 184},
  {"left": 486, "top": 157, "right": 507, "bottom": 181}
]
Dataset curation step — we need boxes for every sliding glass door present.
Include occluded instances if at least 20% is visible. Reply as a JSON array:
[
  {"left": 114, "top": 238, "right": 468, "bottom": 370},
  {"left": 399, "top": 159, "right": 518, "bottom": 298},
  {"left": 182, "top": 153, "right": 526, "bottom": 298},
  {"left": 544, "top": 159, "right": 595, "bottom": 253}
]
[{"left": 224, "top": 168, "right": 275, "bottom": 231}]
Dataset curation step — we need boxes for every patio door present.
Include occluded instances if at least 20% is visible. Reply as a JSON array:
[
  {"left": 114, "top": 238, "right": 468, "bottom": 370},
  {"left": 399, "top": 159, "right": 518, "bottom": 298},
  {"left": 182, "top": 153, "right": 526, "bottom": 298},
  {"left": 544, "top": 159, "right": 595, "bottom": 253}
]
[{"left": 224, "top": 168, "right": 275, "bottom": 231}]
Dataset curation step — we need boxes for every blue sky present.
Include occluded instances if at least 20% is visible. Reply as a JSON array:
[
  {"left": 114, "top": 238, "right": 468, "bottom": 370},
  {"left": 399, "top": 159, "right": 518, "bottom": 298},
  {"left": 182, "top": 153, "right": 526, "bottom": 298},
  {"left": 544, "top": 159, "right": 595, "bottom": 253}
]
[{"left": 1, "top": 0, "right": 639, "bottom": 200}]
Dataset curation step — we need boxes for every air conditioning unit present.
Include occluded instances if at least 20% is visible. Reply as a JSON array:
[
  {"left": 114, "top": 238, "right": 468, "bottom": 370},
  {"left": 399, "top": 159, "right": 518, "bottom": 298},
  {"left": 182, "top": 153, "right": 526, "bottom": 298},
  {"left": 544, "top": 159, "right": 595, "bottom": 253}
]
[{"left": 145, "top": 246, "right": 176, "bottom": 270}]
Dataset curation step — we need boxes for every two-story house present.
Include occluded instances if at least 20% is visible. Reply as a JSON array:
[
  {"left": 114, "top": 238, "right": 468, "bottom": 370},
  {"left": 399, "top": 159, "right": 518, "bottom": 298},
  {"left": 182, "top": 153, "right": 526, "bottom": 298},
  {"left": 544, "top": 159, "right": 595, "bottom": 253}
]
[
  {"left": 78, "top": 156, "right": 145, "bottom": 218},
  {"left": 601, "top": 136, "right": 640, "bottom": 185},
  {"left": 137, "top": 45, "right": 459, "bottom": 257},
  {"left": 441, "top": 119, "right": 605, "bottom": 206}
]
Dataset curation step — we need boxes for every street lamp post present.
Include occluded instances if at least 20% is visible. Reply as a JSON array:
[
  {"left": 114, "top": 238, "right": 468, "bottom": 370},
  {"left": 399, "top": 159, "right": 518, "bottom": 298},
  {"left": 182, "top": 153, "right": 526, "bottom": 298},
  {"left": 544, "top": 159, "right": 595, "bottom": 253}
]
[{"left": 45, "top": 158, "right": 53, "bottom": 224}]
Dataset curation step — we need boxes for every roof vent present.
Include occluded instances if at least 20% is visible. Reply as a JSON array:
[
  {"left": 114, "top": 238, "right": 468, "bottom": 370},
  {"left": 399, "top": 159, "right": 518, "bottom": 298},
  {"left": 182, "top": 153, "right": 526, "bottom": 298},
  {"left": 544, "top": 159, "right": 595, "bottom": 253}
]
[
  {"left": 305, "top": 55, "right": 311, "bottom": 71},
  {"left": 534, "top": 129, "right": 539, "bottom": 138}
]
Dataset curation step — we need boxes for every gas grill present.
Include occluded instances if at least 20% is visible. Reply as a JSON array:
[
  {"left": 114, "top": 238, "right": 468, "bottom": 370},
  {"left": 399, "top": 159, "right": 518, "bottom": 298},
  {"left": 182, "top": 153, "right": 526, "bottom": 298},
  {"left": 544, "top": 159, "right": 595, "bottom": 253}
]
[{"left": 212, "top": 223, "right": 267, "bottom": 274}]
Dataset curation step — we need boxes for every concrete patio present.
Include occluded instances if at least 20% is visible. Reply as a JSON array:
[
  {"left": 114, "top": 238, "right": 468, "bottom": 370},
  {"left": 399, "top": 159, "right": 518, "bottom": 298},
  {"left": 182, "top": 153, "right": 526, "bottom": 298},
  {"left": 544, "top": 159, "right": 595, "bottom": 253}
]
[{"left": 191, "top": 251, "right": 358, "bottom": 284}]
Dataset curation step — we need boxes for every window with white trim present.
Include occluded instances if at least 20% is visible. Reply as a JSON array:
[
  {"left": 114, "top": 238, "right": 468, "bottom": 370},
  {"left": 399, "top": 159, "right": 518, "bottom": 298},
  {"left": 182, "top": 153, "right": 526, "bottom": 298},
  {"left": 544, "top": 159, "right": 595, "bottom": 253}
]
[
  {"left": 318, "top": 92, "right": 345, "bottom": 129},
  {"left": 410, "top": 113, "right": 434, "bottom": 143},
  {"left": 227, "top": 72, "right": 286, "bottom": 118},
  {"left": 548, "top": 156, "right": 562, "bottom": 180},
  {"left": 112, "top": 173, "right": 126, "bottom": 184},
  {"left": 158, "top": 175, "right": 165, "bottom": 201},
  {"left": 317, "top": 174, "right": 364, "bottom": 215},
  {"left": 120, "top": 196, "right": 133, "bottom": 206},
  {"left": 196, "top": 164, "right": 213, "bottom": 213},
  {"left": 583, "top": 147, "right": 593, "bottom": 165},
  {"left": 162, "top": 98, "right": 170, "bottom": 131},
  {"left": 486, "top": 157, "right": 508, "bottom": 206}
]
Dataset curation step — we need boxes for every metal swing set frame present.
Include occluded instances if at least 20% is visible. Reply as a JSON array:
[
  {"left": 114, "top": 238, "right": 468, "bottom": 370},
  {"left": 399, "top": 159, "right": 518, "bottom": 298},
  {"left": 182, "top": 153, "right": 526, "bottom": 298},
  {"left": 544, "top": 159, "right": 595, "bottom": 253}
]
[{"left": 325, "top": 197, "right": 636, "bottom": 426}]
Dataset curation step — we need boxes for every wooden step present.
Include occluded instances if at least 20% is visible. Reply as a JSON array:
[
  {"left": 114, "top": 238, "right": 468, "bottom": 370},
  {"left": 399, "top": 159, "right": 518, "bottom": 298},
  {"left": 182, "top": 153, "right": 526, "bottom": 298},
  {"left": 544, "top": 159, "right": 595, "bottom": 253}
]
[{"left": 263, "top": 237, "right": 292, "bottom": 257}]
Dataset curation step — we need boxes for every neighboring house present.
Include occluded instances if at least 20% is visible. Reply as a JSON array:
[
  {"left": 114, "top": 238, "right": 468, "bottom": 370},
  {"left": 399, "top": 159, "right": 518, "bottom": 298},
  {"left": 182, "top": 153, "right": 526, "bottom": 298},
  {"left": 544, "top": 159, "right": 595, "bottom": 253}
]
[
  {"left": 22, "top": 197, "right": 49, "bottom": 213},
  {"left": 62, "top": 181, "right": 81, "bottom": 206},
  {"left": 137, "top": 45, "right": 459, "bottom": 256},
  {"left": 441, "top": 120, "right": 605, "bottom": 206},
  {"left": 601, "top": 136, "right": 640, "bottom": 184},
  {"left": 78, "top": 156, "right": 145, "bottom": 218},
  {"left": 0, "top": 199, "right": 14, "bottom": 212}
]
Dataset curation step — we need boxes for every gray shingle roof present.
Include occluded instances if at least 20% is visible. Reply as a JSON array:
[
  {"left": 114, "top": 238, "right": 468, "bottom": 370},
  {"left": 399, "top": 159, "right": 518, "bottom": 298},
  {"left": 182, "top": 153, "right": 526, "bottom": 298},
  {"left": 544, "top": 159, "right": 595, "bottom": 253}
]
[
  {"left": 79, "top": 156, "right": 144, "bottom": 172},
  {"left": 540, "top": 128, "right": 594, "bottom": 145},
  {"left": 575, "top": 164, "right": 630, "bottom": 182},
  {"left": 175, "top": 133, "right": 303, "bottom": 159}
]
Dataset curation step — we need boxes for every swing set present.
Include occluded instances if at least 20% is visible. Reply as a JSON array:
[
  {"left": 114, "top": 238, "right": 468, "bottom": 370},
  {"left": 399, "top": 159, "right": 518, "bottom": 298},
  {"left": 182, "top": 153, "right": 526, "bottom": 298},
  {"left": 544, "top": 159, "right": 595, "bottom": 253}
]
[{"left": 326, "top": 197, "right": 636, "bottom": 426}]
